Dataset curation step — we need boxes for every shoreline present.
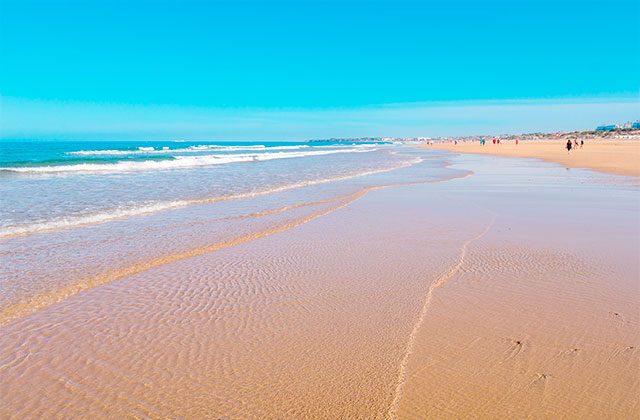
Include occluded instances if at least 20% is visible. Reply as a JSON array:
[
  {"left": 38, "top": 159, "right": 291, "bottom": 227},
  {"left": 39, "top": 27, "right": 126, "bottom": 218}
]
[
  {"left": 1, "top": 149, "right": 638, "bottom": 418},
  {"left": 423, "top": 140, "right": 640, "bottom": 177}
]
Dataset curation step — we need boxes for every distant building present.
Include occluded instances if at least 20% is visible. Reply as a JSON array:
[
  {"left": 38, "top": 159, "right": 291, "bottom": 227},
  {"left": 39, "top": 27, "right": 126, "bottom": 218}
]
[
  {"left": 596, "top": 124, "right": 616, "bottom": 132},
  {"left": 632, "top": 121, "right": 640, "bottom": 129}
]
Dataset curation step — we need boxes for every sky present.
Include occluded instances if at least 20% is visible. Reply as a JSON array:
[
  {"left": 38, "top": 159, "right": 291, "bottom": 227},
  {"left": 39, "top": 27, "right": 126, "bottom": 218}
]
[{"left": 0, "top": 0, "right": 638, "bottom": 140}]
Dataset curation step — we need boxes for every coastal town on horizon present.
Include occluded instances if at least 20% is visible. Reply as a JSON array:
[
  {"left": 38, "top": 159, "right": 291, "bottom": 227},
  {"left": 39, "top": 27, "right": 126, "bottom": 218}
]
[{"left": 310, "top": 119, "right": 640, "bottom": 144}]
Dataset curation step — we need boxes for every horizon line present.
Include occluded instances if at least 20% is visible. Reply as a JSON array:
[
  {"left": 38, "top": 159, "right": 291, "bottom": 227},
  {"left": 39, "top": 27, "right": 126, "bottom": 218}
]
[{"left": 2, "top": 94, "right": 638, "bottom": 141}]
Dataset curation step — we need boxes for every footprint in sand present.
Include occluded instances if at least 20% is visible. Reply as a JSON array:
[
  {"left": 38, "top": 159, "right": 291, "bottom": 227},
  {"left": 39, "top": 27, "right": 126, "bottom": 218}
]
[
  {"left": 560, "top": 348, "right": 581, "bottom": 357},
  {"left": 609, "top": 345, "right": 638, "bottom": 359},
  {"left": 608, "top": 311, "right": 626, "bottom": 328},
  {"left": 530, "top": 373, "right": 553, "bottom": 388},
  {"left": 501, "top": 339, "right": 525, "bottom": 364},
  {"left": 620, "top": 345, "right": 637, "bottom": 355},
  {"left": 526, "top": 372, "right": 553, "bottom": 402}
]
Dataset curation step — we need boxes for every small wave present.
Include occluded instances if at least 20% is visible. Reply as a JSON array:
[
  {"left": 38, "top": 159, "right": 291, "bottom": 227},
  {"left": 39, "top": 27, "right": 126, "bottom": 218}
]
[
  {"left": 65, "top": 143, "right": 375, "bottom": 156},
  {"left": 66, "top": 149, "right": 133, "bottom": 156},
  {"left": 67, "top": 145, "right": 272, "bottom": 156},
  {"left": 0, "top": 157, "right": 422, "bottom": 239},
  {"left": 2, "top": 148, "right": 376, "bottom": 174},
  {"left": 0, "top": 202, "right": 193, "bottom": 238}
]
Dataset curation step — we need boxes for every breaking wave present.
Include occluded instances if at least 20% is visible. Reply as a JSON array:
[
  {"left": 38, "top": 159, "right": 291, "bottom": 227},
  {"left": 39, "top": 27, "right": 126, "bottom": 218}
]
[
  {"left": 65, "top": 143, "right": 377, "bottom": 156},
  {"left": 1, "top": 148, "right": 376, "bottom": 174},
  {"left": 0, "top": 157, "right": 421, "bottom": 239}
]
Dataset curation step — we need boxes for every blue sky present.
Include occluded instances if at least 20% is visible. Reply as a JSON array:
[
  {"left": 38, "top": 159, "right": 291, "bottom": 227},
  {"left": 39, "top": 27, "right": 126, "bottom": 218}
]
[{"left": 1, "top": 0, "right": 638, "bottom": 139}]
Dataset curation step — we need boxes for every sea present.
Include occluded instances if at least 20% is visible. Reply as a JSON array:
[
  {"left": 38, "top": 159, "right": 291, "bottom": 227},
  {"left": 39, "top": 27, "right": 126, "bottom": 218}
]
[{"left": 0, "top": 140, "right": 464, "bottom": 325}]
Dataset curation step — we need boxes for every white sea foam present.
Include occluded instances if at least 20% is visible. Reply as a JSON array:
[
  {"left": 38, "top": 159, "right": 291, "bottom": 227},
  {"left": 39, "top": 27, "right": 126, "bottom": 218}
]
[
  {"left": 2, "top": 148, "right": 376, "bottom": 174},
  {"left": 0, "top": 157, "right": 422, "bottom": 239},
  {"left": 67, "top": 145, "right": 270, "bottom": 155},
  {"left": 65, "top": 143, "right": 374, "bottom": 156}
]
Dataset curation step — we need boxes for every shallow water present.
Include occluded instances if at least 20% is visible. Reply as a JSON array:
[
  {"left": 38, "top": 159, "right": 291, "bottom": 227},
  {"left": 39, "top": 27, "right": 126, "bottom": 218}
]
[
  {"left": 0, "top": 141, "right": 396, "bottom": 236},
  {"left": 0, "top": 142, "right": 460, "bottom": 325}
]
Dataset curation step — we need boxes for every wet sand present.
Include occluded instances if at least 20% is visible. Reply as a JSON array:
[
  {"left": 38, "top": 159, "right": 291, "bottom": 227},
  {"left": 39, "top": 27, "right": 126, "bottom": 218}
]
[
  {"left": 396, "top": 156, "right": 639, "bottom": 418},
  {"left": 428, "top": 140, "right": 640, "bottom": 177},
  {"left": 1, "top": 151, "right": 638, "bottom": 418}
]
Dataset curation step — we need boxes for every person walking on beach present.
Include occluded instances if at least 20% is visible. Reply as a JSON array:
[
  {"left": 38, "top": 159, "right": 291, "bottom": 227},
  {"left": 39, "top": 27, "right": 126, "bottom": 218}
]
[
  {"left": 580, "top": 140, "right": 584, "bottom": 148},
  {"left": 566, "top": 139, "right": 572, "bottom": 153},
  {"left": 574, "top": 139, "right": 579, "bottom": 149}
]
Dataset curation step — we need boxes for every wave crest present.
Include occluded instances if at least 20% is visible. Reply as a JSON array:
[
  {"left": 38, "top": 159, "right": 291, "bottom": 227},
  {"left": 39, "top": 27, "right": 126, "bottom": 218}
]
[
  {"left": 2, "top": 148, "right": 376, "bottom": 174},
  {"left": 0, "top": 157, "right": 421, "bottom": 239}
]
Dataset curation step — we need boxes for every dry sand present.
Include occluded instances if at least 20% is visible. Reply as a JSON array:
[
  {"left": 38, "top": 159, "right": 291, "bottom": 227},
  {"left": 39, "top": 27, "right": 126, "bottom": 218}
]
[{"left": 427, "top": 140, "right": 640, "bottom": 177}]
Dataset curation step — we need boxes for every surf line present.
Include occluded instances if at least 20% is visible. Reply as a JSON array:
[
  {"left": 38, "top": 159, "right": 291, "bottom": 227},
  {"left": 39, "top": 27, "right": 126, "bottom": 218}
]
[
  {"left": 0, "top": 171, "right": 474, "bottom": 328},
  {"left": 386, "top": 215, "right": 496, "bottom": 419},
  {"left": 0, "top": 160, "right": 418, "bottom": 241},
  {"left": 0, "top": 190, "right": 370, "bottom": 328}
]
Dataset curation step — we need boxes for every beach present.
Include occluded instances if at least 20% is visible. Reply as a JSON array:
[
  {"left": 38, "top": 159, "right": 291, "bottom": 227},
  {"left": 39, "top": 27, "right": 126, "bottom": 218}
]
[
  {"left": 0, "top": 144, "right": 638, "bottom": 418},
  {"left": 428, "top": 139, "right": 640, "bottom": 177}
]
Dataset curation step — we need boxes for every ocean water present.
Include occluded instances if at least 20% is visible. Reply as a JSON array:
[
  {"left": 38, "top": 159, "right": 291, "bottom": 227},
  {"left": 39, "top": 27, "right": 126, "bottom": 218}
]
[
  {"left": 1, "top": 140, "right": 388, "bottom": 236},
  {"left": 0, "top": 140, "right": 466, "bottom": 325}
]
